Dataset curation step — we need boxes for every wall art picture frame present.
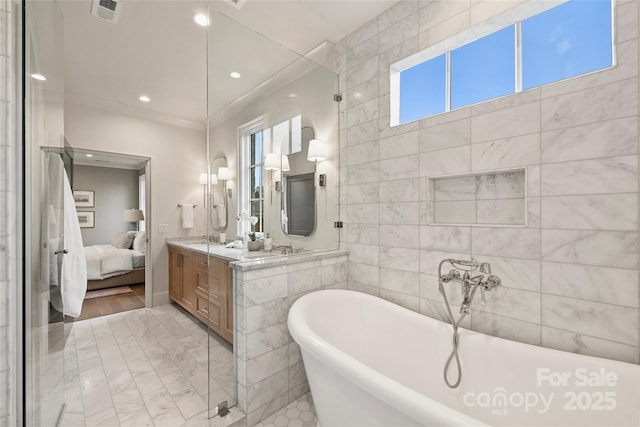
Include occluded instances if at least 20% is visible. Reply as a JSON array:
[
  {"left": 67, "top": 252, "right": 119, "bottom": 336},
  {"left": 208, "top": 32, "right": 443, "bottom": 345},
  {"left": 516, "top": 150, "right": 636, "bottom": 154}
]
[
  {"left": 73, "top": 190, "right": 95, "bottom": 208},
  {"left": 77, "top": 211, "right": 95, "bottom": 228}
]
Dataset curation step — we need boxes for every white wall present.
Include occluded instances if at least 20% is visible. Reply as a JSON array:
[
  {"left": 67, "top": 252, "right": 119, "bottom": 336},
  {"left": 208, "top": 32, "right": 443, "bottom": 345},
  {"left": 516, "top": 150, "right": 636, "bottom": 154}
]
[
  {"left": 338, "top": 0, "right": 640, "bottom": 364},
  {"left": 209, "top": 64, "right": 340, "bottom": 250},
  {"left": 74, "top": 165, "right": 139, "bottom": 246},
  {"left": 64, "top": 103, "right": 206, "bottom": 305}
]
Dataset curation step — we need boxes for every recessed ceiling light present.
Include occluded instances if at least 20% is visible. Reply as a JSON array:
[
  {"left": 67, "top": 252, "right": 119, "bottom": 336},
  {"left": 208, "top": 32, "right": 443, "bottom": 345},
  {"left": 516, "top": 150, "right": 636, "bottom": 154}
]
[
  {"left": 288, "top": 94, "right": 297, "bottom": 99},
  {"left": 230, "top": 72, "right": 241, "bottom": 79},
  {"left": 31, "top": 73, "right": 46, "bottom": 81},
  {"left": 86, "top": 154, "right": 93, "bottom": 158},
  {"left": 139, "top": 95, "right": 151, "bottom": 102},
  {"left": 194, "top": 13, "right": 209, "bottom": 27}
]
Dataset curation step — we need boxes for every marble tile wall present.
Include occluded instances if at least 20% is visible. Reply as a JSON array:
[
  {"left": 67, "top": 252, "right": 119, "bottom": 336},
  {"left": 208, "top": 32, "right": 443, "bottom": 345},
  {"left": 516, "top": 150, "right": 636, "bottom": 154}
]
[
  {"left": 0, "top": 0, "right": 16, "bottom": 424},
  {"left": 233, "top": 252, "right": 348, "bottom": 426},
  {"left": 337, "top": 0, "right": 640, "bottom": 364}
]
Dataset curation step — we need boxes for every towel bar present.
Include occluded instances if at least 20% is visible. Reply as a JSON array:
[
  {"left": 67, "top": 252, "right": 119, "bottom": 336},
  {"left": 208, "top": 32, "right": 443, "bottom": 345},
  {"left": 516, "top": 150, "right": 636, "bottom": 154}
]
[{"left": 177, "top": 203, "right": 197, "bottom": 208}]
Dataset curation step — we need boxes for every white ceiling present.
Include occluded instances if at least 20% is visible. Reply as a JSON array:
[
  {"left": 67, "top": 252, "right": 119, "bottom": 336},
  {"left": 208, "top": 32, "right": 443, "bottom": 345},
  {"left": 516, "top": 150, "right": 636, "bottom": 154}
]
[{"left": 60, "top": 0, "right": 399, "bottom": 127}]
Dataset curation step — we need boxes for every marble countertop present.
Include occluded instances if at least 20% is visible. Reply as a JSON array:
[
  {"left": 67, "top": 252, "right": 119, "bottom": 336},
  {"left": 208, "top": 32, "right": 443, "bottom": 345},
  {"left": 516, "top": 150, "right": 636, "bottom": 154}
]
[{"left": 166, "top": 238, "right": 348, "bottom": 271}]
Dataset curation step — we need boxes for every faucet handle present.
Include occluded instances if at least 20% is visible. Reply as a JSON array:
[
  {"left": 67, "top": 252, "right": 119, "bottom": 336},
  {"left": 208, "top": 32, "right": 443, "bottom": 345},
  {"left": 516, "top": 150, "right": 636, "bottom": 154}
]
[
  {"left": 484, "top": 275, "right": 501, "bottom": 290},
  {"left": 480, "top": 262, "right": 492, "bottom": 274},
  {"left": 480, "top": 287, "right": 487, "bottom": 306}
]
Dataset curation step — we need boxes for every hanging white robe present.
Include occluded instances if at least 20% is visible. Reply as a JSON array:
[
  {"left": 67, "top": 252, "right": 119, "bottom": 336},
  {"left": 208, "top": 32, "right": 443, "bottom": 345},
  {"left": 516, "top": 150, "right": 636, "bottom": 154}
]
[{"left": 60, "top": 167, "right": 87, "bottom": 317}]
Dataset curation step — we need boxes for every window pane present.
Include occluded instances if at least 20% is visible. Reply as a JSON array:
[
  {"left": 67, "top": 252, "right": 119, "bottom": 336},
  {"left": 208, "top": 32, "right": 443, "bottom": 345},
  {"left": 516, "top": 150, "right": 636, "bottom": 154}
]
[
  {"left": 251, "top": 131, "right": 262, "bottom": 166},
  {"left": 522, "top": 0, "right": 612, "bottom": 90},
  {"left": 451, "top": 26, "right": 515, "bottom": 109},
  {"left": 250, "top": 166, "right": 262, "bottom": 199},
  {"left": 250, "top": 200, "right": 263, "bottom": 232},
  {"left": 399, "top": 54, "right": 446, "bottom": 124}
]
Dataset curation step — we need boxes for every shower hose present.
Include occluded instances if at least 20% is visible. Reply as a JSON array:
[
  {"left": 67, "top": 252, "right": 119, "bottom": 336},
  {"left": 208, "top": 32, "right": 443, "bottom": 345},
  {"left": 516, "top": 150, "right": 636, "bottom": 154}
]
[{"left": 440, "top": 282, "right": 480, "bottom": 389}]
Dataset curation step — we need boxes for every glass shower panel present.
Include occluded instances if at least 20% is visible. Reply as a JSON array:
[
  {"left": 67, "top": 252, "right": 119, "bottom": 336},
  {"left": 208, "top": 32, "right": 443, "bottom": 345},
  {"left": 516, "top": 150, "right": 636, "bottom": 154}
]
[
  {"left": 206, "top": 9, "right": 340, "bottom": 419},
  {"left": 24, "top": 1, "right": 66, "bottom": 425}
]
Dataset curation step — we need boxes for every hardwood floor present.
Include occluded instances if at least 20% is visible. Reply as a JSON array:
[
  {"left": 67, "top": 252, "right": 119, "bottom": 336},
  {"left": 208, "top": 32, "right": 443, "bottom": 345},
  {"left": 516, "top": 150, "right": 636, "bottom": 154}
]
[{"left": 70, "top": 284, "right": 145, "bottom": 322}]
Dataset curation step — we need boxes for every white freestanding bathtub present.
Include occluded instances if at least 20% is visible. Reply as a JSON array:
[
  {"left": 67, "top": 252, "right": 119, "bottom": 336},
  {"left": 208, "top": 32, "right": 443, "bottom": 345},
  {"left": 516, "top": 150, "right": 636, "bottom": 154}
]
[{"left": 288, "top": 290, "right": 640, "bottom": 427}]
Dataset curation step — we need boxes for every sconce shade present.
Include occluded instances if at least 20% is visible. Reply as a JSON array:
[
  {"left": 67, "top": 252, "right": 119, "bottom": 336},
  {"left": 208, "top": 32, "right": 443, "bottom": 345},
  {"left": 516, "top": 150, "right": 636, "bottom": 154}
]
[
  {"left": 281, "top": 155, "right": 290, "bottom": 172},
  {"left": 217, "top": 166, "right": 231, "bottom": 181},
  {"left": 307, "top": 139, "right": 326, "bottom": 162},
  {"left": 264, "top": 153, "right": 280, "bottom": 171},
  {"left": 123, "top": 209, "right": 144, "bottom": 222},
  {"left": 200, "top": 173, "right": 218, "bottom": 185}
]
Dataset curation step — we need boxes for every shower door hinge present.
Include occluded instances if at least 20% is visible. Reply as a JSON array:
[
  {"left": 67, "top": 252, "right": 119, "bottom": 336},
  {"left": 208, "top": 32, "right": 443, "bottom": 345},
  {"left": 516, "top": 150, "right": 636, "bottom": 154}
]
[
  {"left": 333, "top": 94, "right": 342, "bottom": 102},
  {"left": 217, "top": 400, "right": 229, "bottom": 417},
  {"left": 334, "top": 221, "right": 343, "bottom": 229}
]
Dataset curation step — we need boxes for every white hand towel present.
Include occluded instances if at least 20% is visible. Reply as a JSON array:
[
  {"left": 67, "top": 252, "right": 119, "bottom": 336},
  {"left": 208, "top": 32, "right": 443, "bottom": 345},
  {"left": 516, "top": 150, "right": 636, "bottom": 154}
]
[
  {"left": 182, "top": 204, "right": 194, "bottom": 229},
  {"left": 216, "top": 205, "right": 226, "bottom": 228}
]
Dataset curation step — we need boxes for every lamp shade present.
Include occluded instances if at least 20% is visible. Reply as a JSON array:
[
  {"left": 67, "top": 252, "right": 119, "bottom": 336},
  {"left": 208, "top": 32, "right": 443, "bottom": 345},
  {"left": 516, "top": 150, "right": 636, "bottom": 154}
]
[
  {"left": 123, "top": 209, "right": 144, "bottom": 222},
  {"left": 307, "top": 139, "right": 326, "bottom": 162},
  {"left": 217, "top": 166, "right": 231, "bottom": 181},
  {"left": 199, "top": 173, "right": 218, "bottom": 185},
  {"left": 281, "top": 155, "right": 290, "bottom": 172},
  {"left": 264, "top": 153, "right": 280, "bottom": 171}
]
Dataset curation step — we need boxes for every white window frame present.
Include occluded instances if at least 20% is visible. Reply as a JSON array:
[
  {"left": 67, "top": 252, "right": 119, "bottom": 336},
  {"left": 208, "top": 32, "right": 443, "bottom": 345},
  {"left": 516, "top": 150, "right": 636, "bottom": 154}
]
[
  {"left": 237, "top": 117, "right": 265, "bottom": 237},
  {"left": 390, "top": 0, "right": 615, "bottom": 126}
]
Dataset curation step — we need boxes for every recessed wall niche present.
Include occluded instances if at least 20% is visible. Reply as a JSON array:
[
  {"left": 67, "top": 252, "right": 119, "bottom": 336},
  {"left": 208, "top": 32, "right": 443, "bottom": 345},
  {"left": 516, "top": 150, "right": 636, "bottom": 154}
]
[{"left": 427, "top": 169, "right": 526, "bottom": 226}]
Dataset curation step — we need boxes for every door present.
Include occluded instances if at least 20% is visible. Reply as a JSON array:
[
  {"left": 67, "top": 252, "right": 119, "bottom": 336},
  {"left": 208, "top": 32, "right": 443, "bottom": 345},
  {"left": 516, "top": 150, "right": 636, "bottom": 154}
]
[{"left": 24, "top": 1, "right": 67, "bottom": 425}]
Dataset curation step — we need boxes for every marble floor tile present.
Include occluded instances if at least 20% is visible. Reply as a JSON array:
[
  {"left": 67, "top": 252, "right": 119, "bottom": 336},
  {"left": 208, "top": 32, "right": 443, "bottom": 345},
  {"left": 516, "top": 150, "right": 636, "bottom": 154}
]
[
  {"left": 62, "top": 304, "right": 235, "bottom": 427},
  {"left": 255, "top": 393, "right": 317, "bottom": 427}
]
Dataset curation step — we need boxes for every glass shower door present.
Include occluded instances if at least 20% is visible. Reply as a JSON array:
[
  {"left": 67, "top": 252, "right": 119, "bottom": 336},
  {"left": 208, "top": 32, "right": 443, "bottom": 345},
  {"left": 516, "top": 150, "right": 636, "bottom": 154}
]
[{"left": 24, "top": 1, "right": 66, "bottom": 425}]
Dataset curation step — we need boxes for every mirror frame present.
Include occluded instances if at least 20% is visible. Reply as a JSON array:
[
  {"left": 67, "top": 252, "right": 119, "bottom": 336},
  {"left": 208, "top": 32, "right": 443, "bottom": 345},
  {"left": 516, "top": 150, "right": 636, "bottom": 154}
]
[{"left": 280, "top": 125, "right": 317, "bottom": 237}]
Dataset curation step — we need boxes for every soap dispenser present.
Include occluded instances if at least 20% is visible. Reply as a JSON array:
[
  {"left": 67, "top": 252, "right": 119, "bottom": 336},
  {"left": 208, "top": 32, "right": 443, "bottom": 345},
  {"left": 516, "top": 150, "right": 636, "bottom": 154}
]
[{"left": 264, "top": 233, "right": 272, "bottom": 252}]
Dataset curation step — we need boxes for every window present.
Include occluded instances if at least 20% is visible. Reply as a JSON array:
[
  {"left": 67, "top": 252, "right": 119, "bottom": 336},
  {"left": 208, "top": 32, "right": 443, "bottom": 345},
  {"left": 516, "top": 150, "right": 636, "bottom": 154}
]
[
  {"left": 238, "top": 118, "right": 265, "bottom": 237},
  {"left": 521, "top": 0, "right": 612, "bottom": 89},
  {"left": 399, "top": 54, "right": 446, "bottom": 123},
  {"left": 393, "top": 0, "right": 613, "bottom": 125},
  {"left": 249, "top": 131, "right": 264, "bottom": 233},
  {"left": 451, "top": 26, "right": 515, "bottom": 109}
]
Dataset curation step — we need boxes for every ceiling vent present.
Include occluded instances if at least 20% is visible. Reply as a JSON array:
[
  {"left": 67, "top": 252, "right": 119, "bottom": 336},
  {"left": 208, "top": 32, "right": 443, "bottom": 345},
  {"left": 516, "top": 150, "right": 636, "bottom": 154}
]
[
  {"left": 91, "top": 0, "right": 123, "bottom": 24},
  {"left": 222, "top": 0, "right": 248, "bottom": 10}
]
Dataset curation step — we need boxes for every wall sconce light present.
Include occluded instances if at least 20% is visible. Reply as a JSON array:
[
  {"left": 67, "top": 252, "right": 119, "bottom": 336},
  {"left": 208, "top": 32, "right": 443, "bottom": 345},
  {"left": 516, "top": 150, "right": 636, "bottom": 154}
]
[
  {"left": 199, "top": 173, "right": 218, "bottom": 186},
  {"left": 199, "top": 173, "right": 218, "bottom": 205},
  {"left": 217, "top": 166, "right": 232, "bottom": 198},
  {"left": 281, "top": 155, "right": 290, "bottom": 172},
  {"left": 264, "top": 153, "right": 280, "bottom": 171},
  {"left": 123, "top": 209, "right": 144, "bottom": 231},
  {"left": 307, "top": 139, "right": 326, "bottom": 162}
]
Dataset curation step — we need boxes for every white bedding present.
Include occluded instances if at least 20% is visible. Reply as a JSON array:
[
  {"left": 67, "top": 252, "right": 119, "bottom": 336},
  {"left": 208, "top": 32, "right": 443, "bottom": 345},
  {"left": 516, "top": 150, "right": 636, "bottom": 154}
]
[{"left": 84, "top": 244, "right": 134, "bottom": 280}]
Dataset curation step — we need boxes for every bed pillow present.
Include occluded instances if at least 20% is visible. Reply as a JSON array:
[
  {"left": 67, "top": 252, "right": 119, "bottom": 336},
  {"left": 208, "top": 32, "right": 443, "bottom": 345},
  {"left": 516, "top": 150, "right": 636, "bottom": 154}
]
[
  {"left": 132, "top": 231, "right": 146, "bottom": 252},
  {"left": 111, "top": 231, "right": 134, "bottom": 249}
]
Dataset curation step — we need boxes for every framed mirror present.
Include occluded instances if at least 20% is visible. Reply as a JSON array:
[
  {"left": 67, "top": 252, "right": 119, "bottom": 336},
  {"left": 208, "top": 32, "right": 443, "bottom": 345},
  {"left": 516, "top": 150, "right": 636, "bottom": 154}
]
[{"left": 280, "top": 126, "right": 316, "bottom": 236}]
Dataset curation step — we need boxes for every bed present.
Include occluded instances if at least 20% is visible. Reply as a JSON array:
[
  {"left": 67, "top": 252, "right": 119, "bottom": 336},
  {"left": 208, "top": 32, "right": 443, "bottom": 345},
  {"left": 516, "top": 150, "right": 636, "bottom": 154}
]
[{"left": 85, "top": 231, "right": 146, "bottom": 291}]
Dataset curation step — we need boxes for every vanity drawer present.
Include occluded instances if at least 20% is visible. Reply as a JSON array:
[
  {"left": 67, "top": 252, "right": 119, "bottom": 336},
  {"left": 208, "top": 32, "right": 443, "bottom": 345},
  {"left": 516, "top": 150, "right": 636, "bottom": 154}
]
[{"left": 195, "top": 290, "right": 222, "bottom": 329}]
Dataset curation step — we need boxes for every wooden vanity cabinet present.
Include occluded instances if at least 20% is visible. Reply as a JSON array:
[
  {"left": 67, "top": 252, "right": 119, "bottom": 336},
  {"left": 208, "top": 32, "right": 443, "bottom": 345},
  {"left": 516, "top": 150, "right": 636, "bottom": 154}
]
[
  {"left": 168, "top": 247, "right": 195, "bottom": 310},
  {"left": 168, "top": 246, "right": 233, "bottom": 344}
]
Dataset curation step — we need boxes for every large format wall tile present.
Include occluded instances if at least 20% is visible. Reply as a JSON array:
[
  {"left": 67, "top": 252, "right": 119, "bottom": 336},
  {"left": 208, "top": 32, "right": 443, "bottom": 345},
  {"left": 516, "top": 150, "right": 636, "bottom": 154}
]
[
  {"left": 542, "top": 294, "right": 639, "bottom": 346},
  {"left": 541, "top": 78, "right": 638, "bottom": 131},
  {"left": 338, "top": 0, "right": 640, "bottom": 367},
  {"left": 542, "top": 229, "right": 638, "bottom": 269},
  {"left": 541, "top": 194, "right": 638, "bottom": 231},
  {"left": 541, "top": 156, "right": 638, "bottom": 196},
  {"left": 542, "top": 262, "right": 639, "bottom": 307},
  {"left": 541, "top": 117, "right": 638, "bottom": 163}
]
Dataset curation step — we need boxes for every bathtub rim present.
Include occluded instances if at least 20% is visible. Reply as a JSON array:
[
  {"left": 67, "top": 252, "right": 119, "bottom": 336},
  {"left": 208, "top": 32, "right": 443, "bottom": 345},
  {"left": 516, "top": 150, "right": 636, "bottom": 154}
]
[{"left": 288, "top": 289, "right": 489, "bottom": 427}]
